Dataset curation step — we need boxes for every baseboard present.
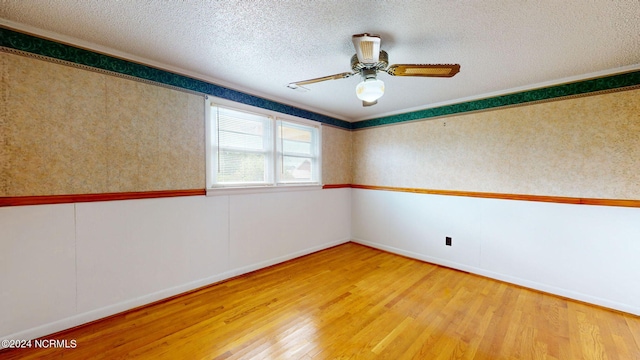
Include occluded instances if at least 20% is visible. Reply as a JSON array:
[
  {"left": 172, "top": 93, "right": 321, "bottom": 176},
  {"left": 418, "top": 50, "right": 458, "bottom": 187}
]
[
  {"left": 351, "top": 238, "right": 639, "bottom": 316},
  {"left": 1, "top": 238, "right": 351, "bottom": 342}
]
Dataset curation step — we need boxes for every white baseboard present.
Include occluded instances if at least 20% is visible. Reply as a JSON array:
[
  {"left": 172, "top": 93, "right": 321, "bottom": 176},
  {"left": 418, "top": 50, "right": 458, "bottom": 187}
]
[
  {"left": 1, "top": 238, "right": 351, "bottom": 343},
  {"left": 351, "top": 238, "right": 639, "bottom": 316}
]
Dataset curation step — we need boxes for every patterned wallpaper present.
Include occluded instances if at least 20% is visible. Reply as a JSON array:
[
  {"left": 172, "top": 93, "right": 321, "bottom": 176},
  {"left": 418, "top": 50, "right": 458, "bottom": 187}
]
[
  {"left": 322, "top": 125, "right": 352, "bottom": 185},
  {"left": 353, "top": 88, "right": 640, "bottom": 200},
  {"left": 1, "top": 52, "right": 205, "bottom": 196},
  {"left": 2, "top": 27, "right": 639, "bottom": 198},
  {"left": 2, "top": 26, "right": 639, "bottom": 132},
  {"left": 0, "top": 51, "right": 354, "bottom": 196},
  {"left": 0, "top": 27, "right": 351, "bottom": 129}
]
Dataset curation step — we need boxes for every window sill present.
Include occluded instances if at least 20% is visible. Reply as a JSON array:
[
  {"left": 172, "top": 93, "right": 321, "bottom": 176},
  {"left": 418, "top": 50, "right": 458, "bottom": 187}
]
[{"left": 206, "top": 184, "right": 322, "bottom": 196}]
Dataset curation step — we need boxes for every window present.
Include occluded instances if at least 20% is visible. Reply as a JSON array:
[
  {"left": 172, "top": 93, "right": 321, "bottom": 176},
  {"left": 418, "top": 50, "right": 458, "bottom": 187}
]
[
  {"left": 207, "top": 100, "right": 321, "bottom": 190},
  {"left": 214, "top": 107, "right": 273, "bottom": 185},
  {"left": 276, "top": 120, "right": 320, "bottom": 183}
]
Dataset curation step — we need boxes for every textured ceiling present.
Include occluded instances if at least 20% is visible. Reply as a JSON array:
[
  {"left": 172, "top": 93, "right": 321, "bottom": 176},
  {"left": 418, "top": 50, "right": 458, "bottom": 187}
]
[{"left": 1, "top": 1, "right": 639, "bottom": 122}]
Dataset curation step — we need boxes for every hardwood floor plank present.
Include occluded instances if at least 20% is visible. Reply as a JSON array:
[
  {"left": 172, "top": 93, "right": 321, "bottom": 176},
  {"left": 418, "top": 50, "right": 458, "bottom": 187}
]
[{"left": 1, "top": 242, "right": 638, "bottom": 359}]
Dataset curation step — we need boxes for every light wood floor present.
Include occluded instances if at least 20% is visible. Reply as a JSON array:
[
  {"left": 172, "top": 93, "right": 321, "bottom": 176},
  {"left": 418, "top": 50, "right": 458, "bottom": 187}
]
[{"left": 2, "top": 242, "right": 639, "bottom": 359}]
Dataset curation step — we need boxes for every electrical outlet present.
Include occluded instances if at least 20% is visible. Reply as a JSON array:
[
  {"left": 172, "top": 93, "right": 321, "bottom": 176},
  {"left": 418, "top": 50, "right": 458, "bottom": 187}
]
[{"left": 445, "top": 237, "right": 452, "bottom": 246}]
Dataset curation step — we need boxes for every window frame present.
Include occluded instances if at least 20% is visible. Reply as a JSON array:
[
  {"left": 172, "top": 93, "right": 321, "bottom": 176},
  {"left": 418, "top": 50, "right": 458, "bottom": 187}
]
[
  {"left": 205, "top": 96, "right": 322, "bottom": 195},
  {"left": 275, "top": 119, "right": 321, "bottom": 185},
  {"left": 211, "top": 105, "right": 274, "bottom": 187}
]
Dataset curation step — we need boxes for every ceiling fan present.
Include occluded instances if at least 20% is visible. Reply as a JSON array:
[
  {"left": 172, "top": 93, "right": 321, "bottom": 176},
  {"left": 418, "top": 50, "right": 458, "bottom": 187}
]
[{"left": 287, "top": 33, "right": 461, "bottom": 107}]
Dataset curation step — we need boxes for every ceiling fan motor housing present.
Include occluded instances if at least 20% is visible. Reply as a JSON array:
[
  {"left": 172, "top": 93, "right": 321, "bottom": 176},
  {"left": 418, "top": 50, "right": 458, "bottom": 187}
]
[
  {"left": 352, "top": 33, "right": 382, "bottom": 63},
  {"left": 351, "top": 50, "right": 389, "bottom": 77}
]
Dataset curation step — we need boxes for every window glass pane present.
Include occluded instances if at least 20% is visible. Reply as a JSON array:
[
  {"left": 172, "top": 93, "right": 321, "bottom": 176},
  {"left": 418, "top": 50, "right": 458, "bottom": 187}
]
[
  {"left": 218, "top": 151, "right": 266, "bottom": 183},
  {"left": 283, "top": 139, "right": 311, "bottom": 154},
  {"left": 280, "top": 156, "right": 313, "bottom": 181},
  {"left": 219, "top": 131, "right": 263, "bottom": 150},
  {"left": 218, "top": 110, "right": 267, "bottom": 150},
  {"left": 276, "top": 120, "right": 318, "bottom": 184},
  {"left": 282, "top": 126, "right": 311, "bottom": 142},
  {"left": 280, "top": 123, "right": 313, "bottom": 155}
]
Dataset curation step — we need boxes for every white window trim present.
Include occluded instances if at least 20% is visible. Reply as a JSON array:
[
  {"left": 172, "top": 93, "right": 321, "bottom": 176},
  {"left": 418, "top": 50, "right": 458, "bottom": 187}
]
[
  {"left": 206, "top": 184, "right": 322, "bottom": 196},
  {"left": 205, "top": 96, "right": 322, "bottom": 195},
  {"left": 275, "top": 119, "right": 321, "bottom": 185},
  {"left": 211, "top": 105, "right": 274, "bottom": 187}
]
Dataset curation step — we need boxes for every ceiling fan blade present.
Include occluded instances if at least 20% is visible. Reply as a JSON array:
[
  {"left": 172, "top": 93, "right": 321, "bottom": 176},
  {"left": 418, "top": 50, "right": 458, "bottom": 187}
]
[
  {"left": 287, "top": 72, "right": 355, "bottom": 89},
  {"left": 352, "top": 33, "right": 381, "bottom": 64},
  {"left": 386, "top": 64, "right": 460, "bottom": 77},
  {"left": 362, "top": 100, "right": 377, "bottom": 107}
]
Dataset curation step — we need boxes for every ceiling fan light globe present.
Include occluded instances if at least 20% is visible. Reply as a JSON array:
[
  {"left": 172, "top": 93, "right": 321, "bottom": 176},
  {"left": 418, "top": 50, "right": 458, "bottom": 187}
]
[{"left": 356, "top": 79, "right": 385, "bottom": 102}]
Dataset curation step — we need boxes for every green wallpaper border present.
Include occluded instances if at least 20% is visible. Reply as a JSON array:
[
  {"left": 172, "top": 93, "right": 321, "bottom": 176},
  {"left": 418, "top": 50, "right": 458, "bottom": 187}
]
[
  {"left": 0, "top": 26, "right": 351, "bottom": 129},
  {"left": 353, "top": 71, "right": 640, "bottom": 129},
  {"left": 2, "top": 26, "right": 638, "bottom": 131}
]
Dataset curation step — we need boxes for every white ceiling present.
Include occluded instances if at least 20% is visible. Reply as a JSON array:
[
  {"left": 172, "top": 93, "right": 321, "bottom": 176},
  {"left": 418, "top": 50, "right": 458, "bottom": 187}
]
[{"left": 1, "top": 1, "right": 639, "bottom": 122}]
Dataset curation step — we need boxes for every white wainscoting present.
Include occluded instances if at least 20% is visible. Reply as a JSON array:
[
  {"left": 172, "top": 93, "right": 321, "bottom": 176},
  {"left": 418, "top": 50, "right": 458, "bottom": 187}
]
[
  {"left": 351, "top": 188, "right": 640, "bottom": 315},
  {"left": 0, "top": 188, "right": 351, "bottom": 341},
  {"left": 0, "top": 204, "right": 76, "bottom": 339}
]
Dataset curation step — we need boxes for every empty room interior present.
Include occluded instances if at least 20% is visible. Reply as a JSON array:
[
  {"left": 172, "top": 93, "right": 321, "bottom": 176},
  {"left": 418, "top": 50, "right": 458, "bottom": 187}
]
[{"left": 1, "top": 1, "right": 639, "bottom": 359}]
